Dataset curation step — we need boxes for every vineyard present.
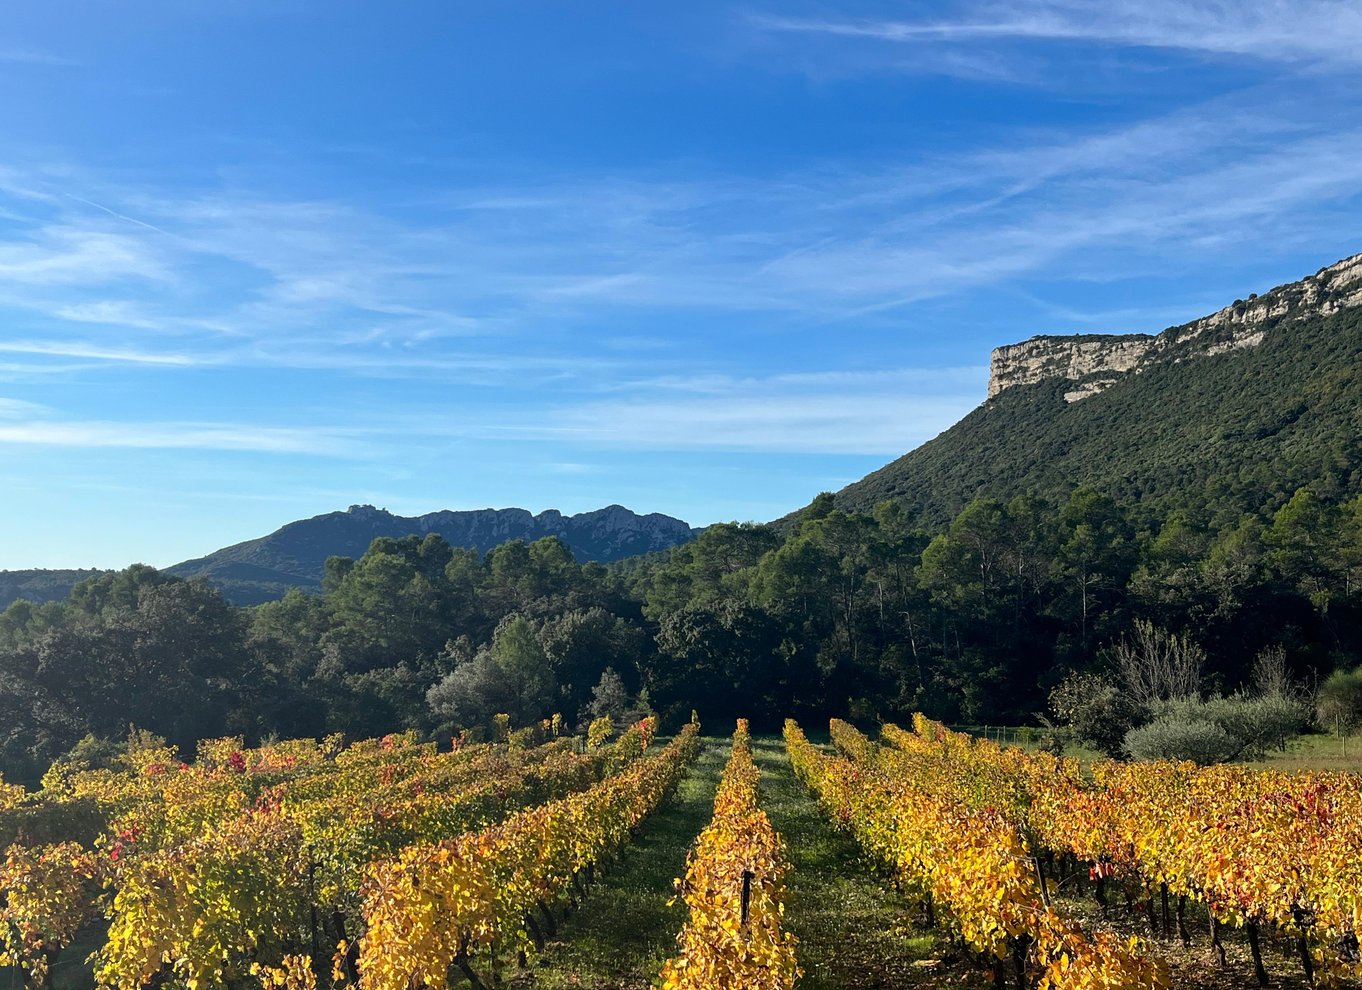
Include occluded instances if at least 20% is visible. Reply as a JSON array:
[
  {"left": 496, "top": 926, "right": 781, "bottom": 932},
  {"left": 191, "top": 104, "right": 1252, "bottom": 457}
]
[{"left": 2, "top": 717, "right": 1361, "bottom": 989}]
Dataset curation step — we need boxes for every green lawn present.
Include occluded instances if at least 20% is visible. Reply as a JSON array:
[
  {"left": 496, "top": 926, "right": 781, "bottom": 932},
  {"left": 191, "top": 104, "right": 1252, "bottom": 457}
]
[
  {"left": 962, "top": 723, "right": 1362, "bottom": 772},
  {"left": 1254, "top": 730, "right": 1362, "bottom": 771}
]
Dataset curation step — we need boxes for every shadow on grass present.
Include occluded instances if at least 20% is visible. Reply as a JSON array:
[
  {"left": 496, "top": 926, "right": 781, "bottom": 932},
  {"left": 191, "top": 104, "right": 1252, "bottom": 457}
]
[
  {"left": 752, "top": 736, "right": 984, "bottom": 990},
  {"left": 509, "top": 740, "right": 727, "bottom": 990}
]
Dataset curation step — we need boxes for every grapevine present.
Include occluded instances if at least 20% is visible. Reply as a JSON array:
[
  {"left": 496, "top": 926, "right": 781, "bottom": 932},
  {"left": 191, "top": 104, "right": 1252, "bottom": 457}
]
[
  {"left": 785, "top": 718, "right": 1167, "bottom": 990},
  {"left": 659, "top": 719, "right": 799, "bottom": 990},
  {"left": 359, "top": 721, "right": 700, "bottom": 990}
]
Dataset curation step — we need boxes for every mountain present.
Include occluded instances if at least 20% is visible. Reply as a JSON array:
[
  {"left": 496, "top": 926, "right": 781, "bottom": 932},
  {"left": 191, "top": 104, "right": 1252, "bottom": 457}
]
[
  {"left": 825, "top": 253, "right": 1362, "bottom": 526},
  {"left": 0, "top": 569, "right": 111, "bottom": 610},
  {"left": 165, "top": 504, "right": 700, "bottom": 605}
]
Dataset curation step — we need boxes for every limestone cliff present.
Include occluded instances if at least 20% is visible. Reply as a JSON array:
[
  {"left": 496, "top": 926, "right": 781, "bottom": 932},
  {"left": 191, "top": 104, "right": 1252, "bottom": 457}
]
[
  {"left": 988, "top": 334, "right": 1153, "bottom": 398},
  {"left": 988, "top": 252, "right": 1362, "bottom": 402}
]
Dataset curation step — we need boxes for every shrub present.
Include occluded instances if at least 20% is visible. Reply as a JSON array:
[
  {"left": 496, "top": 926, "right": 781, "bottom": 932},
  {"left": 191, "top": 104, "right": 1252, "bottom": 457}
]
[
  {"left": 1124, "top": 715, "right": 1237, "bottom": 765},
  {"left": 1213, "top": 692, "right": 1308, "bottom": 757},
  {"left": 1048, "top": 671, "right": 1143, "bottom": 757},
  {"left": 587, "top": 715, "right": 614, "bottom": 750},
  {"left": 1110, "top": 620, "right": 1204, "bottom": 707},
  {"left": 1316, "top": 666, "right": 1362, "bottom": 736},
  {"left": 62, "top": 734, "right": 123, "bottom": 771},
  {"left": 1126, "top": 693, "right": 1308, "bottom": 764}
]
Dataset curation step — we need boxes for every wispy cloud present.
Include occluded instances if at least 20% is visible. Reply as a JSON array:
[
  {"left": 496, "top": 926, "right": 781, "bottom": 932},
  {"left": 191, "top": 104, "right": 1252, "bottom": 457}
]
[
  {"left": 0, "top": 341, "right": 203, "bottom": 366},
  {"left": 0, "top": 225, "right": 168, "bottom": 286},
  {"left": 550, "top": 391, "right": 981, "bottom": 455},
  {"left": 0, "top": 418, "right": 360, "bottom": 455},
  {"left": 0, "top": 397, "right": 49, "bottom": 418},
  {"left": 0, "top": 73, "right": 1360, "bottom": 393},
  {"left": 48, "top": 300, "right": 187, "bottom": 332},
  {"left": 394, "top": 366, "right": 988, "bottom": 455},
  {"left": 0, "top": 49, "right": 78, "bottom": 68},
  {"left": 751, "top": 1, "right": 1362, "bottom": 66}
]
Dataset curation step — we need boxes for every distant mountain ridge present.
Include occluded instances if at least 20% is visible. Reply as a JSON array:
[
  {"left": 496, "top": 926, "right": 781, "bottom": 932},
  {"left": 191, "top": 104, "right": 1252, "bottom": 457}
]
[
  {"left": 165, "top": 504, "right": 700, "bottom": 604},
  {"left": 0, "top": 505, "right": 700, "bottom": 610},
  {"left": 823, "top": 251, "right": 1362, "bottom": 526},
  {"left": 0, "top": 569, "right": 111, "bottom": 610}
]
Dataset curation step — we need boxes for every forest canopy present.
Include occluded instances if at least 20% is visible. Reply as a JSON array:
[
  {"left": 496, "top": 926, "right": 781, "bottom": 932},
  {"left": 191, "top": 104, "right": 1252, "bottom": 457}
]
[{"left": 2, "top": 482, "right": 1361, "bottom": 783}]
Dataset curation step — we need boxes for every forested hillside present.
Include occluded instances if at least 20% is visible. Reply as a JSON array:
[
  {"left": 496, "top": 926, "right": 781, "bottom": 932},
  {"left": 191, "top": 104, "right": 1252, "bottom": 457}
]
[
  {"left": 0, "top": 505, "right": 699, "bottom": 612},
  {"left": 6, "top": 259, "right": 1362, "bottom": 785},
  {"left": 0, "top": 569, "right": 109, "bottom": 608},
  {"left": 3, "top": 474, "right": 1360, "bottom": 783},
  {"left": 828, "top": 283, "right": 1362, "bottom": 529}
]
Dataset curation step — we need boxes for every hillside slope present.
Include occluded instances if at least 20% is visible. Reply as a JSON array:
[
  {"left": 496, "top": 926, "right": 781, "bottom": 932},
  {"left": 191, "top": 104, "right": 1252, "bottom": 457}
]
[
  {"left": 830, "top": 254, "right": 1362, "bottom": 526},
  {"left": 0, "top": 569, "right": 111, "bottom": 610},
  {"left": 166, "top": 504, "right": 700, "bottom": 605}
]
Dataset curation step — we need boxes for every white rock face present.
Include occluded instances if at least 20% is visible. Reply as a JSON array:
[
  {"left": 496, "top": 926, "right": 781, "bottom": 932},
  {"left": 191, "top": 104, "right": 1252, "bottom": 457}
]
[
  {"left": 989, "top": 336, "right": 1152, "bottom": 398},
  {"left": 988, "top": 253, "right": 1362, "bottom": 402}
]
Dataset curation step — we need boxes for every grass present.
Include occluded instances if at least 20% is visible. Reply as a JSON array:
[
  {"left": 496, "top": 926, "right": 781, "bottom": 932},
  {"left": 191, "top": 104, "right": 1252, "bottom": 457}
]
[
  {"left": 750, "top": 738, "right": 983, "bottom": 990},
  {"left": 971, "top": 723, "right": 1362, "bottom": 772},
  {"left": 1254, "top": 730, "right": 1362, "bottom": 771},
  {"left": 515, "top": 734, "right": 979, "bottom": 990},
  {"left": 507, "top": 739, "right": 726, "bottom": 989}
]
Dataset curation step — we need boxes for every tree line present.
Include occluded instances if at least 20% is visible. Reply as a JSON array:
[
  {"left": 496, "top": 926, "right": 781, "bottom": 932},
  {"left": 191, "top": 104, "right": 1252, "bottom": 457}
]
[{"left": 2, "top": 484, "right": 1361, "bottom": 782}]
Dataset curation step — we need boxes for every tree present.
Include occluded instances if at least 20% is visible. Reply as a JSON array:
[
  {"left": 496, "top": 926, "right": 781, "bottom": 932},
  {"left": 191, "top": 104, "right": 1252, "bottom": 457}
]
[
  {"left": 427, "top": 650, "right": 510, "bottom": 728},
  {"left": 326, "top": 535, "right": 456, "bottom": 670},
  {"left": 647, "top": 599, "right": 790, "bottom": 727},
  {"left": 1201, "top": 515, "right": 1267, "bottom": 619},
  {"left": 582, "top": 668, "right": 630, "bottom": 724},
  {"left": 490, "top": 614, "right": 556, "bottom": 723},
  {"left": 426, "top": 614, "right": 556, "bottom": 730},
  {"left": 1058, "top": 487, "right": 1136, "bottom": 647},
  {"left": 1048, "top": 671, "right": 1142, "bottom": 757},
  {"left": 1267, "top": 487, "right": 1342, "bottom": 612},
  {"left": 642, "top": 523, "right": 778, "bottom": 620},
  {"left": 1316, "top": 666, "right": 1362, "bottom": 739},
  {"left": 0, "top": 571, "right": 251, "bottom": 776},
  {"left": 919, "top": 498, "right": 1010, "bottom": 616},
  {"left": 1110, "top": 619, "right": 1204, "bottom": 706},
  {"left": 1250, "top": 645, "right": 1301, "bottom": 701},
  {"left": 248, "top": 589, "right": 334, "bottom": 739},
  {"left": 806, "top": 492, "right": 837, "bottom": 520},
  {"left": 536, "top": 608, "right": 645, "bottom": 716}
]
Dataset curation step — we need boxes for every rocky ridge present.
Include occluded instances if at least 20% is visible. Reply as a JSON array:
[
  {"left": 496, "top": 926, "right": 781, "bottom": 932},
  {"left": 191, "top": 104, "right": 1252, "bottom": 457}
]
[
  {"left": 988, "top": 253, "right": 1362, "bottom": 402},
  {"left": 0, "top": 505, "right": 700, "bottom": 611},
  {"left": 162, "top": 504, "right": 699, "bottom": 605}
]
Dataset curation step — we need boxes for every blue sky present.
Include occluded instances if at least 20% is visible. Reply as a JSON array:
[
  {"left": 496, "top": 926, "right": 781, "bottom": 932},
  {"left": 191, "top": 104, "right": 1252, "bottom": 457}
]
[{"left": 2, "top": 1, "right": 1361, "bottom": 568}]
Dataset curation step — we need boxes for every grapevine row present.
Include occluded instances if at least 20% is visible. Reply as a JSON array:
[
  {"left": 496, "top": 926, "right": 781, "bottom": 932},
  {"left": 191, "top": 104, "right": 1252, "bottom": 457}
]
[
  {"left": 659, "top": 719, "right": 799, "bottom": 990},
  {"left": 93, "top": 724, "right": 655, "bottom": 990},
  {"left": 359, "top": 720, "right": 702, "bottom": 990},
  {"left": 0, "top": 720, "right": 653, "bottom": 989},
  {"left": 785, "top": 718, "right": 1167, "bottom": 990},
  {"left": 888, "top": 716, "right": 1362, "bottom": 985}
]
